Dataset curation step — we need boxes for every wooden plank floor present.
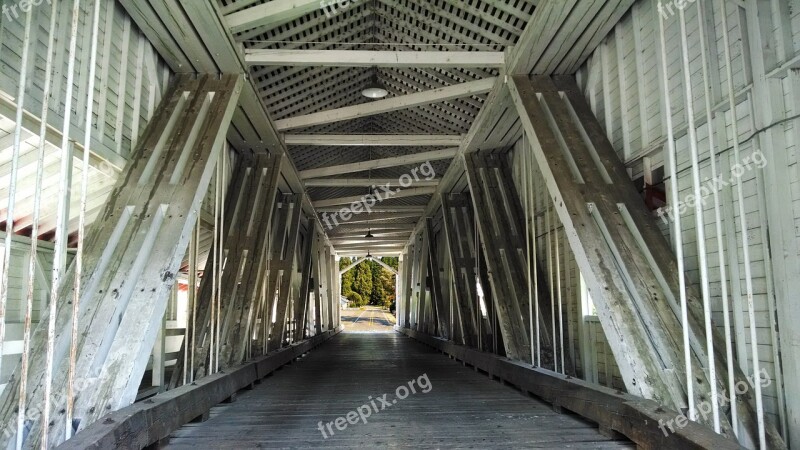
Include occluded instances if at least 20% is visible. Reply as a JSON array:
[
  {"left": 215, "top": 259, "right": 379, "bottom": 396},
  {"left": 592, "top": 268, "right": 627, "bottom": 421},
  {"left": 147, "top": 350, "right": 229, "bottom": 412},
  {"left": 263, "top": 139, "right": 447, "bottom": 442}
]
[{"left": 165, "top": 333, "right": 634, "bottom": 449}]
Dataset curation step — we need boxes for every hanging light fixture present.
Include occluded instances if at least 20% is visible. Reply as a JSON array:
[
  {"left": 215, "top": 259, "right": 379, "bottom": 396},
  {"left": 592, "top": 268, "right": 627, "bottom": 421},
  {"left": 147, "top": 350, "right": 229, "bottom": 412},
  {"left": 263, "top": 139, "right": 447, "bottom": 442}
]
[{"left": 362, "top": 68, "right": 388, "bottom": 99}]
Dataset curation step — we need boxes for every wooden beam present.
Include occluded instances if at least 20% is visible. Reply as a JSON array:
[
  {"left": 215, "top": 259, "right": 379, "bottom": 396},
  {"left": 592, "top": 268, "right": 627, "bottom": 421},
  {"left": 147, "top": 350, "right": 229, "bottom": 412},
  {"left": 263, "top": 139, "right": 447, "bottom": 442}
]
[
  {"left": 284, "top": 134, "right": 463, "bottom": 146},
  {"left": 329, "top": 231, "right": 412, "bottom": 239},
  {"left": 425, "top": 218, "right": 449, "bottom": 339},
  {"left": 218, "top": 154, "right": 284, "bottom": 369},
  {"left": 326, "top": 223, "right": 416, "bottom": 232},
  {"left": 405, "top": 0, "right": 637, "bottom": 251},
  {"left": 330, "top": 238, "right": 409, "bottom": 245},
  {"left": 300, "top": 149, "right": 457, "bottom": 179},
  {"left": 305, "top": 178, "right": 439, "bottom": 188},
  {"left": 267, "top": 195, "right": 304, "bottom": 349},
  {"left": 400, "top": 328, "right": 743, "bottom": 450},
  {"left": 464, "top": 152, "right": 532, "bottom": 363},
  {"left": 316, "top": 205, "right": 425, "bottom": 213},
  {"left": 224, "top": 0, "right": 321, "bottom": 34},
  {"left": 329, "top": 213, "right": 420, "bottom": 226},
  {"left": 275, "top": 78, "right": 496, "bottom": 131},
  {"left": 368, "top": 256, "right": 399, "bottom": 276},
  {"left": 57, "top": 330, "right": 340, "bottom": 450},
  {"left": 337, "top": 251, "right": 402, "bottom": 257},
  {"left": 0, "top": 75, "right": 243, "bottom": 448},
  {"left": 507, "top": 75, "right": 782, "bottom": 444},
  {"left": 312, "top": 186, "right": 436, "bottom": 208},
  {"left": 0, "top": 92, "right": 125, "bottom": 171},
  {"left": 244, "top": 50, "right": 505, "bottom": 68}
]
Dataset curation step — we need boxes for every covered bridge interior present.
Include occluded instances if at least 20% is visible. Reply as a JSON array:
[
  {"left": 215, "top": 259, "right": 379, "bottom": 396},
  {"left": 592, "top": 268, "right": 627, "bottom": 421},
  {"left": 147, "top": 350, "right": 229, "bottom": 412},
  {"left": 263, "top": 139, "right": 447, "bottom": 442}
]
[{"left": 0, "top": 0, "right": 799, "bottom": 448}]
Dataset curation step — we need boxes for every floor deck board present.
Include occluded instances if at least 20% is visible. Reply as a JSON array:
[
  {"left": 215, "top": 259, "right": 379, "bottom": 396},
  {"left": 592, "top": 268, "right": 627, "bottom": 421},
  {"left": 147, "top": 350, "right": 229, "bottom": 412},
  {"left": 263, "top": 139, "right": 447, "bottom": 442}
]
[{"left": 165, "top": 330, "right": 633, "bottom": 449}]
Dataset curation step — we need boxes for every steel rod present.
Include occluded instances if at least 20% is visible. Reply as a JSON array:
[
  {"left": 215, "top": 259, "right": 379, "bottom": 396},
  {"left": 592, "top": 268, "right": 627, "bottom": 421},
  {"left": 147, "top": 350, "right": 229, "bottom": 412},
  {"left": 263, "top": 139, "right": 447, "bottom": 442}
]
[
  {"left": 658, "top": 8, "right": 695, "bottom": 421},
  {"left": 719, "top": 0, "right": 764, "bottom": 444},
  {"left": 554, "top": 213, "right": 564, "bottom": 374},
  {"left": 66, "top": 0, "right": 102, "bottom": 439},
  {"left": 12, "top": 7, "right": 37, "bottom": 450},
  {"left": 697, "top": 0, "right": 738, "bottom": 434},
  {"left": 546, "top": 204, "right": 557, "bottom": 372},
  {"left": 678, "top": 6, "right": 719, "bottom": 431},
  {"left": 43, "top": 0, "right": 82, "bottom": 445}
]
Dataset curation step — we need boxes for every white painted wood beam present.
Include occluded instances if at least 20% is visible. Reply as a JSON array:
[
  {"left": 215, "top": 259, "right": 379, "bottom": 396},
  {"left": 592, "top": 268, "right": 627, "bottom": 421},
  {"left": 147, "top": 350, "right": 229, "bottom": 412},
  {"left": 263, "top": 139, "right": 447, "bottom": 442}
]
[
  {"left": 305, "top": 178, "right": 440, "bottom": 188},
  {"left": 329, "top": 231, "right": 412, "bottom": 239},
  {"left": 225, "top": 0, "right": 321, "bottom": 34},
  {"left": 331, "top": 238, "right": 409, "bottom": 245},
  {"left": 335, "top": 242, "right": 406, "bottom": 249},
  {"left": 299, "top": 149, "right": 457, "bottom": 179},
  {"left": 244, "top": 50, "right": 505, "bottom": 68},
  {"left": 326, "top": 223, "right": 416, "bottom": 232},
  {"left": 337, "top": 251, "right": 402, "bottom": 257},
  {"left": 284, "top": 134, "right": 463, "bottom": 146},
  {"left": 313, "top": 186, "right": 436, "bottom": 208},
  {"left": 316, "top": 205, "right": 425, "bottom": 213},
  {"left": 331, "top": 213, "right": 420, "bottom": 225},
  {"left": 0, "top": 93, "right": 126, "bottom": 171},
  {"left": 275, "top": 78, "right": 496, "bottom": 131}
]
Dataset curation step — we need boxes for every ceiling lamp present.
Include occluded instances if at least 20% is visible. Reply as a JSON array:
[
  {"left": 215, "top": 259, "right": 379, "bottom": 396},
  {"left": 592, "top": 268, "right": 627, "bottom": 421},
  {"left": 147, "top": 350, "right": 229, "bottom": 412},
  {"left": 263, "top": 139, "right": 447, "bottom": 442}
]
[
  {"left": 362, "top": 71, "right": 388, "bottom": 99},
  {"left": 364, "top": 228, "right": 375, "bottom": 239}
]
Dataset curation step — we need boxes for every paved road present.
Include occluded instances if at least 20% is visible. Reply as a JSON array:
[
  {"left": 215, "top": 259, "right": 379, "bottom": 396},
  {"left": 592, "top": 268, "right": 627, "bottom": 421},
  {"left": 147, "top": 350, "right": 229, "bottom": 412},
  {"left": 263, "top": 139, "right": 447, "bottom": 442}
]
[
  {"left": 341, "top": 305, "right": 396, "bottom": 333},
  {"left": 165, "top": 333, "right": 634, "bottom": 449}
]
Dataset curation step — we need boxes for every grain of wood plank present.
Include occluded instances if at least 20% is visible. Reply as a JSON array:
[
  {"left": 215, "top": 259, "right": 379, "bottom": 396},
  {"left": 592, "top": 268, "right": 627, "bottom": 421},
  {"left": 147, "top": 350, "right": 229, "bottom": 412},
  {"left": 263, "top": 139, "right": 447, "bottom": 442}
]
[{"left": 163, "top": 333, "right": 634, "bottom": 449}]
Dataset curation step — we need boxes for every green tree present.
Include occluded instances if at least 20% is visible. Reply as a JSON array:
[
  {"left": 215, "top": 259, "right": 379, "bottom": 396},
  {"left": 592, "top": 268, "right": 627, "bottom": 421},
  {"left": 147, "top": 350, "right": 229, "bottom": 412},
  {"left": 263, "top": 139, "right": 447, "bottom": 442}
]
[
  {"left": 370, "top": 261, "right": 386, "bottom": 305},
  {"left": 353, "top": 261, "right": 373, "bottom": 302},
  {"left": 340, "top": 257, "right": 355, "bottom": 296}
]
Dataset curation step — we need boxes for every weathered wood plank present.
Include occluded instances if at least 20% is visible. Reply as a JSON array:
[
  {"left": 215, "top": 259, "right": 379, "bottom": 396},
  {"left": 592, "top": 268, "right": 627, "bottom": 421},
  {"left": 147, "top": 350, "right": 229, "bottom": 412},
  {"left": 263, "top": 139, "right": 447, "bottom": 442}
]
[
  {"left": 0, "top": 74, "right": 244, "bottom": 448},
  {"left": 57, "top": 329, "right": 341, "bottom": 450},
  {"left": 400, "top": 328, "right": 742, "bottom": 450}
]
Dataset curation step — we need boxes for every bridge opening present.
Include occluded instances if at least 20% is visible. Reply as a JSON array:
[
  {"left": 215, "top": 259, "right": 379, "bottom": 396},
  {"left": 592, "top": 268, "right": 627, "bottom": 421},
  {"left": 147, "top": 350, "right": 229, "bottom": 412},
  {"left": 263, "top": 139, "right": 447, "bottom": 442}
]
[{"left": 0, "top": 0, "right": 797, "bottom": 449}]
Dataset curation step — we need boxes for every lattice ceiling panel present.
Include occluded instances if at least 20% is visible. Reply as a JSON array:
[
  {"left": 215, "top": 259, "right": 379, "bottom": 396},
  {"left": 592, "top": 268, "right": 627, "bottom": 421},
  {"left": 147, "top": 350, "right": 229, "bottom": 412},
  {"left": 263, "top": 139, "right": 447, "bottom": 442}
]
[{"left": 219, "top": 0, "right": 537, "bottom": 230}]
